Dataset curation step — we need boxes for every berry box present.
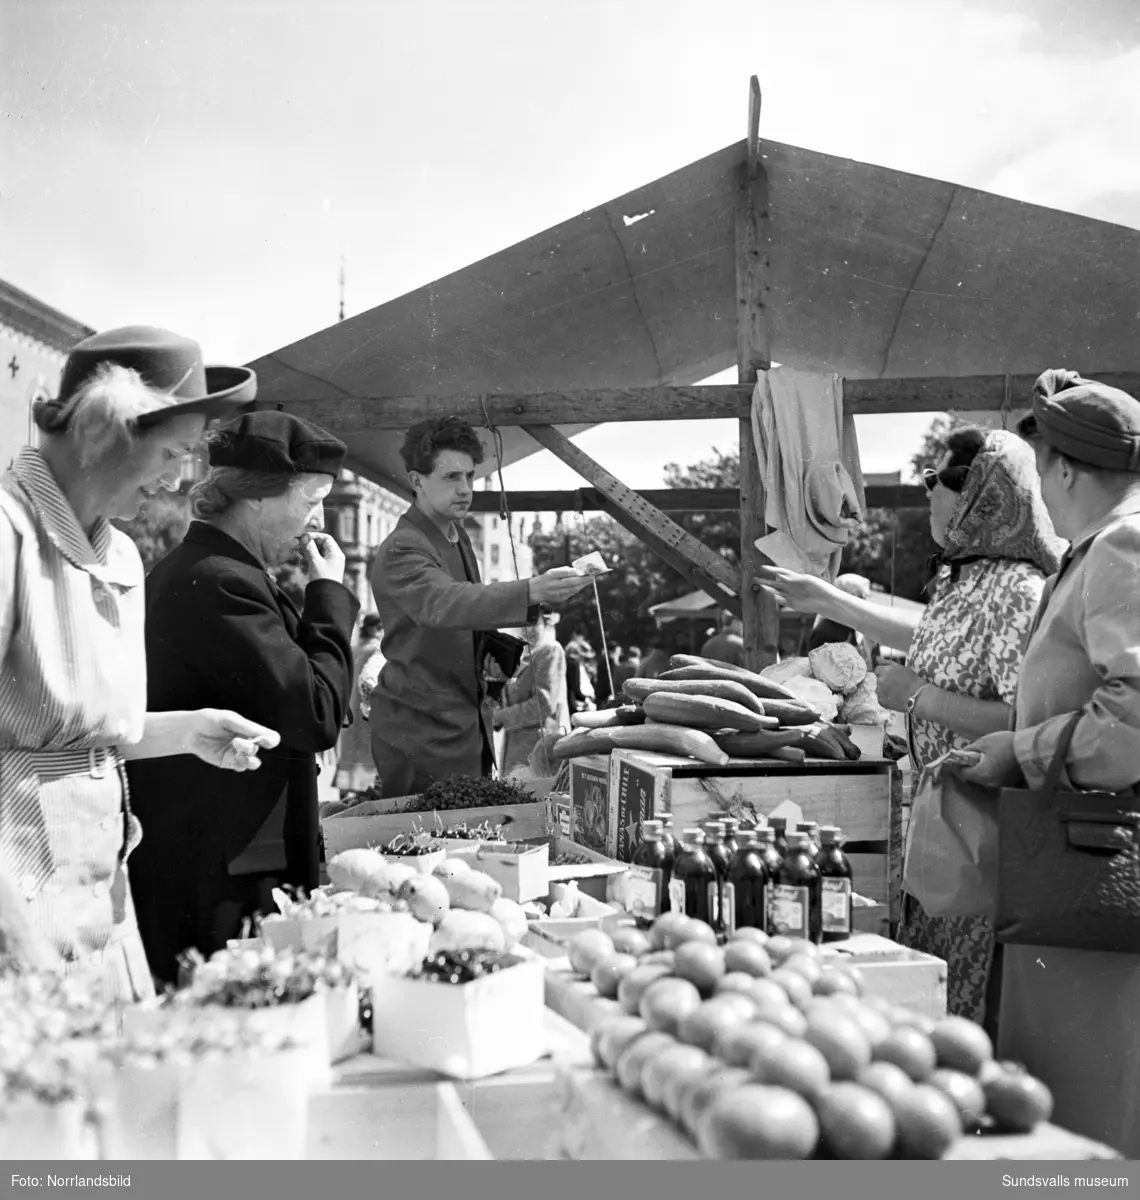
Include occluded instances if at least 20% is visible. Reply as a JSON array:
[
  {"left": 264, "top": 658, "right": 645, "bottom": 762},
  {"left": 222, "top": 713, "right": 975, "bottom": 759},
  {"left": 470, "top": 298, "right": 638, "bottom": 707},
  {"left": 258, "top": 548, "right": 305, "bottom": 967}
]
[
  {"left": 370, "top": 955, "right": 545, "bottom": 1080},
  {"left": 448, "top": 841, "right": 549, "bottom": 902}
]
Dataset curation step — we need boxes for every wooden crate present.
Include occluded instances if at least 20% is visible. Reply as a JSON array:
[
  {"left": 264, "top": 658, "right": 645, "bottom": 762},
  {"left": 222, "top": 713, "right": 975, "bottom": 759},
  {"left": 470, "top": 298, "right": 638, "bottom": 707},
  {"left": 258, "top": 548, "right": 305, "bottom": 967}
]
[
  {"left": 567, "top": 754, "right": 612, "bottom": 855},
  {"left": 546, "top": 834, "right": 628, "bottom": 902},
  {"left": 321, "top": 799, "right": 554, "bottom": 858},
  {"left": 607, "top": 749, "right": 901, "bottom": 925}
]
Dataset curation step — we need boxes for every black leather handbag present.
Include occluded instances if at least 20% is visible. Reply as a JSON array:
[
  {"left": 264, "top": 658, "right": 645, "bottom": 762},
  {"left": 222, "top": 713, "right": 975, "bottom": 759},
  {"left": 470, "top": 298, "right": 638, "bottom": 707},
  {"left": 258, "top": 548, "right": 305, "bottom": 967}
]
[{"left": 996, "top": 712, "right": 1140, "bottom": 953}]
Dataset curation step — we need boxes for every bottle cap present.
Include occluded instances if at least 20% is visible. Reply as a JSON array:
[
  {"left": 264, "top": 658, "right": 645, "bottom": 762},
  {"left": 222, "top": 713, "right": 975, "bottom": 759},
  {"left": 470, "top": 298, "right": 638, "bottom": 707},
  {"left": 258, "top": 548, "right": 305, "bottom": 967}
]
[
  {"left": 641, "top": 819, "right": 663, "bottom": 838},
  {"left": 681, "top": 827, "right": 704, "bottom": 844},
  {"left": 768, "top": 816, "right": 787, "bottom": 830},
  {"left": 787, "top": 832, "right": 810, "bottom": 850},
  {"left": 800, "top": 821, "right": 820, "bottom": 835},
  {"left": 757, "top": 826, "right": 776, "bottom": 843},
  {"left": 820, "top": 825, "right": 842, "bottom": 844}
]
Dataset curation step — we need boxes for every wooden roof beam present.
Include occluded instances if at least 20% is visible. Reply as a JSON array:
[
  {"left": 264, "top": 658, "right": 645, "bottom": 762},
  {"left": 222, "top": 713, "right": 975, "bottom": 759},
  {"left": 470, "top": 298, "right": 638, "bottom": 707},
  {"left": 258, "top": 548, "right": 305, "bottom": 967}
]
[
  {"left": 270, "top": 370, "right": 1140, "bottom": 433},
  {"left": 468, "top": 481, "right": 928, "bottom": 513}
]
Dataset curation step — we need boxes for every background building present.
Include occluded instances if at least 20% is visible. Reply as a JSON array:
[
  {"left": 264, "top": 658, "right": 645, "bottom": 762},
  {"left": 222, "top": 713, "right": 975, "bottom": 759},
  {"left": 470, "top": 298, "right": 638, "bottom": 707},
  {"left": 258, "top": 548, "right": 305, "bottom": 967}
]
[{"left": 0, "top": 280, "right": 93, "bottom": 469}]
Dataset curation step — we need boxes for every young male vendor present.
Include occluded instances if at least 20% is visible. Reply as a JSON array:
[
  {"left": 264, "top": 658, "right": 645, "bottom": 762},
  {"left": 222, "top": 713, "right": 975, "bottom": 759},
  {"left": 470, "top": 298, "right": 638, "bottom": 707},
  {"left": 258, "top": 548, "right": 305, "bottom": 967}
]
[{"left": 369, "top": 416, "right": 591, "bottom": 796}]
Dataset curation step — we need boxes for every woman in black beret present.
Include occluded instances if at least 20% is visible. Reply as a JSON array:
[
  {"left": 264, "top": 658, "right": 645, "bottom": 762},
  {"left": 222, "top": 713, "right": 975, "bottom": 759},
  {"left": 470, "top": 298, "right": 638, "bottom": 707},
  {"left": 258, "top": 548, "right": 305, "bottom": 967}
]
[{"left": 126, "top": 410, "right": 360, "bottom": 983}]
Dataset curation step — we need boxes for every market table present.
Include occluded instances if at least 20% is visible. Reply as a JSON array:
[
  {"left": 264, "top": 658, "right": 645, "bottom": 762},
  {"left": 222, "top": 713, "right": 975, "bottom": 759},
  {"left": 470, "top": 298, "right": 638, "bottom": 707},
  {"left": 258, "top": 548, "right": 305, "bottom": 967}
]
[
  {"left": 307, "top": 1002, "right": 1122, "bottom": 1162},
  {"left": 308, "top": 1007, "right": 593, "bottom": 1159}
]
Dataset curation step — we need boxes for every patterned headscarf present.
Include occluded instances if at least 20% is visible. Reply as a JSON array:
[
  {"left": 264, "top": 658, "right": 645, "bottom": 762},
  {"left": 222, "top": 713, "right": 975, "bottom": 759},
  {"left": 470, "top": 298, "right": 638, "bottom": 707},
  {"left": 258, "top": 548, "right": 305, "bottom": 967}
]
[{"left": 938, "top": 429, "right": 1065, "bottom": 578}]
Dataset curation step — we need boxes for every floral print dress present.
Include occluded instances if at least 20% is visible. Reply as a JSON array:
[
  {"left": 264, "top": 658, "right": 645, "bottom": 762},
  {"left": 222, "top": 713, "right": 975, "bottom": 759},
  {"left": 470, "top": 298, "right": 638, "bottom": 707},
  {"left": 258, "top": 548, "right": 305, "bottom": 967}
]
[{"left": 897, "top": 557, "right": 1046, "bottom": 1026}]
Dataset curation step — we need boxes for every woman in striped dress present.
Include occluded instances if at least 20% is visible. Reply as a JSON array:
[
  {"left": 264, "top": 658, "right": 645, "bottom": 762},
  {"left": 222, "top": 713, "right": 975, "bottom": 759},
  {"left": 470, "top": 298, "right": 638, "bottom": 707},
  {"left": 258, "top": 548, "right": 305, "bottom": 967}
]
[{"left": 0, "top": 326, "right": 280, "bottom": 999}]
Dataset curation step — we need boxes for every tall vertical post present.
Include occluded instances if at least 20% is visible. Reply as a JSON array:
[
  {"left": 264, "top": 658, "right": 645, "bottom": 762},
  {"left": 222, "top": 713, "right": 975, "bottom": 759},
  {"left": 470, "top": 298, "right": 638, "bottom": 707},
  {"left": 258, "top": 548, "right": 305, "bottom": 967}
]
[{"left": 736, "top": 76, "right": 779, "bottom": 670}]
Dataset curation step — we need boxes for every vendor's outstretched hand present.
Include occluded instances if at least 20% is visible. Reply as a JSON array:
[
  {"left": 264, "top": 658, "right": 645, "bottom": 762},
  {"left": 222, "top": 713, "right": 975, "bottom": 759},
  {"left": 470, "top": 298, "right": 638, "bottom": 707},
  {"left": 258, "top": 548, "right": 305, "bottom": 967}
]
[
  {"left": 753, "top": 565, "right": 835, "bottom": 615},
  {"left": 186, "top": 709, "right": 281, "bottom": 772},
  {"left": 530, "top": 570, "right": 594, "bottom": 605},
  {"left": 954, "top": 730, "right": 1020, "bottom": 788}
]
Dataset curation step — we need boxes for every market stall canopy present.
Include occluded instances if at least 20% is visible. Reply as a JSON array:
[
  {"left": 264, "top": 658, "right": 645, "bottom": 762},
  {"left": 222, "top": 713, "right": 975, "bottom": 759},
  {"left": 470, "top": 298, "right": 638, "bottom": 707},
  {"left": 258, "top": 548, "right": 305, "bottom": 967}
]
[
  {"left": 248, "top": 138, "right": 1140, "bottom": 496},
  {"left": 649, "top": 587, "right": 926, "bottom": 622}
]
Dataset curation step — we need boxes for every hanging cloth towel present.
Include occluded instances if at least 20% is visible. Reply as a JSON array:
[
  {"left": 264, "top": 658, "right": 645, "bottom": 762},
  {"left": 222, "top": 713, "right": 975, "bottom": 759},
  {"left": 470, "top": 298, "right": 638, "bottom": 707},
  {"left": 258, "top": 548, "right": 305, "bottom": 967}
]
[{"left": 751, "top": 368, "right": 866, "bottom": 579}]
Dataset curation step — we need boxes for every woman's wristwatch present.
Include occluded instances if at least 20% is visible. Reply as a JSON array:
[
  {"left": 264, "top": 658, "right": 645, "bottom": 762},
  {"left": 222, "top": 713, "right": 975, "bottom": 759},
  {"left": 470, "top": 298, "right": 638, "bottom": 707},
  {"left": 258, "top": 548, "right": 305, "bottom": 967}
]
[{"left": 906, "top": 684, "right": 931, "bottom": 720}]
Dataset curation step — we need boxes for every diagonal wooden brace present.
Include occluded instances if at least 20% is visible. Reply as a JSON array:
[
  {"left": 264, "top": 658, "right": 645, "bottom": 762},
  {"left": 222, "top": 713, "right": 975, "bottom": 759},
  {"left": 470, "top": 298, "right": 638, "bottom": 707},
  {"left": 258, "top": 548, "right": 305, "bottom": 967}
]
[{"left": 524, "top": 424, "right": 742, "bottom": 617}]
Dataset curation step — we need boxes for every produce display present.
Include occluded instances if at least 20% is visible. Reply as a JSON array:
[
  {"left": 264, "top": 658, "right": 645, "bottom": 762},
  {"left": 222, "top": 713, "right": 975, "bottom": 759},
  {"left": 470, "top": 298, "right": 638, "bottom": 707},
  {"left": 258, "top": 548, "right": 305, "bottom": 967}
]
[
  {"left": 409, "top": 949, "right": 513, "bottom": 985},
  {"left": 327, "top": 848, "right": 529, "bottom": 954},
  {"left": 404, "top": 774, "right": 538, "bottom": 813},
  {"left": 763, "top": 645, "right": 891, "bottom": 728},
  {"left": 175, "top": 946, "right": 354, "bottom": 1009},
  {"left": 568, "top": 914, "right": 1055, "bottom": 1159},
  {"left": 552, "top": 653, "right": 866, "bottom": 767}
]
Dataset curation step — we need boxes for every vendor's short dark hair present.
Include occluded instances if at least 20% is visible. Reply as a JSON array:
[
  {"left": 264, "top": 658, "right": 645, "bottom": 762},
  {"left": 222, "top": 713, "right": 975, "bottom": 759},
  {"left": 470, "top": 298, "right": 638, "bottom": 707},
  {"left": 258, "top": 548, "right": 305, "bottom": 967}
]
[{"left": 400, "top": 416, "right": 485, "bottom": 476}]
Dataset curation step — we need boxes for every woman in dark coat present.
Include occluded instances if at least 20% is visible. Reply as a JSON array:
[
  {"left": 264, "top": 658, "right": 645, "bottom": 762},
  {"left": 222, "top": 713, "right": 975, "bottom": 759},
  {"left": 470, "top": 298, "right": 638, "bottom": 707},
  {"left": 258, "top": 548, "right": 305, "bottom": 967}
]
[{"left": 127, "top": 411, "right": 359, "bottom": 983}]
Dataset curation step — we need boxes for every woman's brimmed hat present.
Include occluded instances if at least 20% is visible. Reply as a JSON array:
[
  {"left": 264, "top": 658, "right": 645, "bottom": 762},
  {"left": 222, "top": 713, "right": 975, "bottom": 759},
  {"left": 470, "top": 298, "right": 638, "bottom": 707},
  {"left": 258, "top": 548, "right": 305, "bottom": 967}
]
[{"left": 37, "top": 325, "right": 257, "bottom": 433}]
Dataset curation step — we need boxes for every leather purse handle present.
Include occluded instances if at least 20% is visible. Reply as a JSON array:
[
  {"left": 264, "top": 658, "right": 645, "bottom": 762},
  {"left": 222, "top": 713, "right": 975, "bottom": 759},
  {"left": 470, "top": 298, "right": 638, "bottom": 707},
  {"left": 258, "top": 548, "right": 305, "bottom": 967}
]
[{"left": 1040, "top": 711, "right": 1085, "bottom": 793}]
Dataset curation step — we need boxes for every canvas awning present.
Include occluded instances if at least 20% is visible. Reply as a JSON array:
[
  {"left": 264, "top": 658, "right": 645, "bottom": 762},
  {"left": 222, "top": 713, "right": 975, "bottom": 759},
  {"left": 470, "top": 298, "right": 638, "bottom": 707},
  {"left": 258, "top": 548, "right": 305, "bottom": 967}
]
[{"left": 247, "top": 138, "right": 1140, "bottom": 495}]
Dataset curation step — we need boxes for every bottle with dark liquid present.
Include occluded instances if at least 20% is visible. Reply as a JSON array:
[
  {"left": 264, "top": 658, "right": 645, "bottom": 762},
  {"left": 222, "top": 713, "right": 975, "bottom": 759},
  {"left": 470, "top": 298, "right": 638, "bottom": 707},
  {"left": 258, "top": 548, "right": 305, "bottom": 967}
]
[
  {"left": 668, "top": 828, "right": 717, "bottom": 926},
  {"left": 767, "top": 816, "right": 790, "bottom": 861},
  {"left": 702, "top": 819, "right": 732, "bottom": 931},
  {"left": 799, "top": 821, "right": 822, "bottom": 860},
  {"left": 720, "top": 817, "right": 741, "bottom": 859},
  {"left": 658, "top": 814, "right": 678, "bottom": 864},
  {"left": 818, "top": 825, "right": 853, "bottom": 943},
  {"left": 726, "top": 832, "right": 769, "bottom": 932},
  {"left": 628, "top": 819, "right": 673, "bottom": 918},
  {"left": 756, "top": 825, "right": 784, "bottom": 889},
  {"left": 769, "top": 832, "right": 822, "bottom": 943}
]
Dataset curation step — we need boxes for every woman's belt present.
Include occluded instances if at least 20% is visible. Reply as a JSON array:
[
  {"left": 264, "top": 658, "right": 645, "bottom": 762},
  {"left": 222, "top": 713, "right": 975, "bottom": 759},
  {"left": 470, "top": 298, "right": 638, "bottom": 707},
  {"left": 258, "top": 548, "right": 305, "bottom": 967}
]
[{"left": 0, "top": 745, "right": 123, "bottom": 778}]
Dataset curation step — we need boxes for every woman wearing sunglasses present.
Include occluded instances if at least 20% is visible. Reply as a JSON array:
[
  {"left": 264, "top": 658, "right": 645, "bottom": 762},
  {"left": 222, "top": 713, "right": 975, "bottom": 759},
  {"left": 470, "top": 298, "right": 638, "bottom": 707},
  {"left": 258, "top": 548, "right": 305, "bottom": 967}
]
[{"left": 756, "top": 427, "right": 1064, "bottom": 1032}]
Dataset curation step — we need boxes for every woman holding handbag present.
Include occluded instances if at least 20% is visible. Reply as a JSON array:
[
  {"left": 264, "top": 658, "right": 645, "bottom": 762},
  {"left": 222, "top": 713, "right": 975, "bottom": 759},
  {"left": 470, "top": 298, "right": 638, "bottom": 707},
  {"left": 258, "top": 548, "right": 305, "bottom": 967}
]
[
  {"left": 758, "top": 428, "right": 1064, "bottom": 1029},
  {"left": 960, "top": 370, "right": 1140, "bottom": 1157}
]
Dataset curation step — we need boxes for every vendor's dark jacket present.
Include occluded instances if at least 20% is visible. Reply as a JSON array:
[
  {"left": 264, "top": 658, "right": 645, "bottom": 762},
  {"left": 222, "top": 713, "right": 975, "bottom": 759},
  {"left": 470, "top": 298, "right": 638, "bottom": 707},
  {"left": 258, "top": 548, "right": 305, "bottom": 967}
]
[
  {"left": 126, "top": 522, "right": 359, "bottom": 981},
  {"left": 369, "top": 505, "right": 532, "bottom": 799}
]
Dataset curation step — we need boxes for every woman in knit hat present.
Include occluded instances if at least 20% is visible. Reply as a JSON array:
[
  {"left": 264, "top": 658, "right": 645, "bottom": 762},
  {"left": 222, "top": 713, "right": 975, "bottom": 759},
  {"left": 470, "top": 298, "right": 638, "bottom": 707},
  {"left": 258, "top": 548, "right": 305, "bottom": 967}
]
[{"left": 959, "top": 369, "right": 1140, "bottom": 1157}]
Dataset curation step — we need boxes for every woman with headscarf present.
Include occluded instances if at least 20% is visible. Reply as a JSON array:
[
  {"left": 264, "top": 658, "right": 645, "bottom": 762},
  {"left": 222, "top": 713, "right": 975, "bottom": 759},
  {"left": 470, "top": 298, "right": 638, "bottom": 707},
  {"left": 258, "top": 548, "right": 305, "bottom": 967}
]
[
  {"left": 0, "top": 327, "right": 279, "bottom": 997},
  {"left": 757, "top": 427, "right": 1064, "bottom": 1031},
  {"left": 958, "top": 372, "right": 1140, "bottom": 1157},
  {"left": 492, "top": 609, "right": 570, "bottom": 778}
]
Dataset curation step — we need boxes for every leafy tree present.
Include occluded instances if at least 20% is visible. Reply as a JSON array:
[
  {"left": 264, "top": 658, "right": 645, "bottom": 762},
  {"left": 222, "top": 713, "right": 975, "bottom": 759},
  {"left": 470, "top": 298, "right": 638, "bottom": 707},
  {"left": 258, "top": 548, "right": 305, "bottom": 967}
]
[{"left": 529, "top": 516, "right": 681, "bottom": 654}]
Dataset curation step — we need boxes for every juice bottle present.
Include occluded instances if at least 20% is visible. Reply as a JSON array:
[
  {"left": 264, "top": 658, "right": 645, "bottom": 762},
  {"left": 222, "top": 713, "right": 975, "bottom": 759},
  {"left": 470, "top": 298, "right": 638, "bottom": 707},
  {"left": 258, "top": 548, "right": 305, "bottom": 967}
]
[
  {"left": 702, "top": 819, "right": 732, "bottom": 931},
  {"left": 769, "top": 832, "right": 822, "bottom": 943},
  {"left": 767, "top": 816, "right": 789, "bottom": 861},
  {"left": 818, "top": 825, "right": 853, "bottom": 943},
  {"left": 721, "top": 817, "right": 741, "bottom": 859},
  {"left": 668, "top": 829, "right": 717, "bottom": 926},
  {"left": 726, "top": 832, "right": 769, "bottom": 932},
  {"left": 799, "top": 821, "right": 822, "bottom": 860},
  {"left": 628, "top": 819, "right": 673, "bottom": 918},
  {"left": 658, "top": 814, "right": 678, "bottom": 864}
]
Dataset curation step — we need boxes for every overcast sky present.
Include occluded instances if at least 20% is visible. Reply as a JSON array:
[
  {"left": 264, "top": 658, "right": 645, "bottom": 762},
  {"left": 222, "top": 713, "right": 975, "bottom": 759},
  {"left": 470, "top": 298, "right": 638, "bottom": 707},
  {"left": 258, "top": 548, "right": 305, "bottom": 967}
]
[{"left": 3, "top": 0, "right": 1138, "bottom": 489}]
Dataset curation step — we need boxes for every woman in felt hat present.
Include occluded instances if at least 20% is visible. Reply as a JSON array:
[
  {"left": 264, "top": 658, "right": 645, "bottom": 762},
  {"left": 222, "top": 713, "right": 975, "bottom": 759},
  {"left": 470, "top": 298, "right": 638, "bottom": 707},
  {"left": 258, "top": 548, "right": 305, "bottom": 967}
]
[
  {"left": 0, "top": 326, "right": 279, "bottom": 997},
  {"left": 959, "top": 370, "right": 1140, "bottom": 1157},
  {"left": 126, "top": 409, "right": 360, "bottom": 983},
  {"left": 493, "top": 607, "right": 570, "bottom": 778}
]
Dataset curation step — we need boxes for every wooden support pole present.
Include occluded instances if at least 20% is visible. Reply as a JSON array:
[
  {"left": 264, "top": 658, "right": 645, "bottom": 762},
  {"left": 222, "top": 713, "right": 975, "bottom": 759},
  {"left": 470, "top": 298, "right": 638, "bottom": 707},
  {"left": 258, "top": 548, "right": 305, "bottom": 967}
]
[
  {"left": 736, "top": 76, "right": 780, "bottom": 671},
  {"left": 524, "top": 424, "right": 742, "bottom": 616}
]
